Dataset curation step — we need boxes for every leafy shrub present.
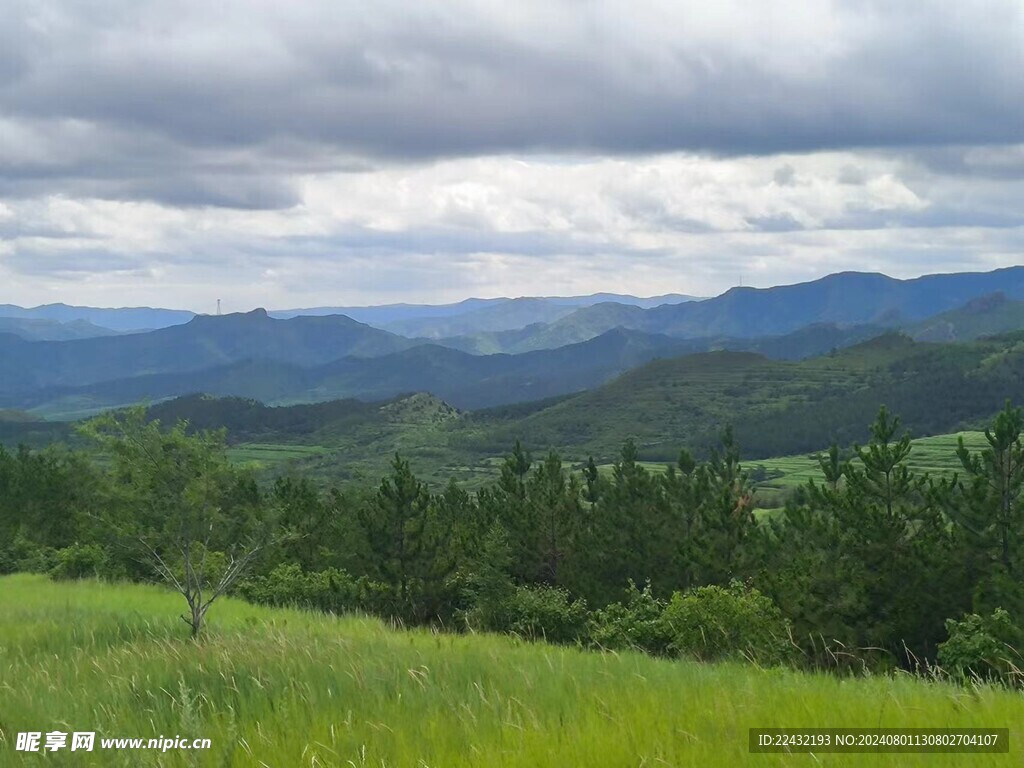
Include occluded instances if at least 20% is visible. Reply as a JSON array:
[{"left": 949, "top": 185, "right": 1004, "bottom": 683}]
[
  {"left": 51, "top": 543, "right": 109, "bottom": 580},
  {"left": 0, "top": 545, "right": 18, "bottom": 575},
  {"left": 662, "top": 581, "right": 792, "bottom": 665},
  {"left": 240, "top": 564, "right": 363, "bottom": 614},
  {"left": 590, "top": 580, "right": 673, "bottom": 655},
  {"left": 4, "top": 534, "right": 60, "bottom": 575},
  {"left": 938, "top": 609, "right": 1024, "bottom": 685},
  {"left": 506, "top": 585, "right": 590, "bottom": 644}
]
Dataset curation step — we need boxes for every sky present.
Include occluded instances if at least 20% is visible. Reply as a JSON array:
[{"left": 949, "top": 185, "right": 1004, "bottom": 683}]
[{"left": 1, "top": 1, "right": 1022, "bottom": 312}]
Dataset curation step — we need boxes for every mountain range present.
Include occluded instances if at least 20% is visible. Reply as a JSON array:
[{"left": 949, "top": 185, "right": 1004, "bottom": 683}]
[
  {"left": 0, "top": 317, "right": 123, "bottom": 342},
  {"left": 3, "top": 268, "right": 1024, "bottom": 422},
  {"left": 0, "top": 303, "right": 194, "bottom": 333},
  {"left": 0, "top": 293, "right": 701, "bottom": 340},
  {"left": 438, "top": 267, "right": 1024, "bottom": 353},
  {"left": 19, "top": 327, "right": 1017, "bottom": 489}
]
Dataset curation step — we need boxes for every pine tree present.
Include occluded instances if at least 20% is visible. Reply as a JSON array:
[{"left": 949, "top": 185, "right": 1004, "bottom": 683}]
[
  {"left": 359, "top": 454, "right": 451, "bottom": 620},
  {"left": 942, "top": 402, "right": 1024, "bottom": 617},
  {"left": 526, "top": 451, "right": 582, "bottom": 585}
]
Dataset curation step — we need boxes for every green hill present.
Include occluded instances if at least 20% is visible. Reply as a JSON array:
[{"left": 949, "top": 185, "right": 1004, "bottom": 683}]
[
  {"left": 2, "top": 575, "right": 1019, "bottom": 767},
  {"left": 456, "top": 330, "right": 1024, "bottom": 464},
  {"left": 907, "top": 293, "right": 1024, "bottom": 342},
  {"left": 460, "top": 334, "right": 916, "bottom": 461}
]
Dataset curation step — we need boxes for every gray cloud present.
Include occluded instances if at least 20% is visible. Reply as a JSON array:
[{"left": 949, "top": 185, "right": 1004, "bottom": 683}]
[
  {"left": 746, "top": 214, "right": 805, "bottom": 233},
  {"left": 2, "top": 246, "right": 152, "bottom": 277},
  {"left": 773, "top": 165, "right": 798, "bottom": 187},
  {"left": 0, "top": 1, "right": 1022, "bottom": 309},
  {"left": 1, "top": 1, "right": 1023, "bottom": 211}
]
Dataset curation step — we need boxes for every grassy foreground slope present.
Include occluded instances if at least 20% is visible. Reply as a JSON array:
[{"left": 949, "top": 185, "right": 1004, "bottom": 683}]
[{"left": 1, "top": 576, "right": 1021, "bottom": 767}]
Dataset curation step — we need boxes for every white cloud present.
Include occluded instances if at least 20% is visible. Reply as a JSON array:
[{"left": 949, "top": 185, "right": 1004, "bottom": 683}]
[{"left": 2, "top": 149, "right": 1021, "bottom": 309}]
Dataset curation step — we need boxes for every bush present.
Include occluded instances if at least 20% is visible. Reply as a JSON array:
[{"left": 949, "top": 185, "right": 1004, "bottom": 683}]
[
  {"left": 662, "top": 581, "right": 792, "bottom": 665},
  {"left": 590, "top": 580, "right": 673, "bottom": 655},
  {"left": 506, "top": 585, "right": 590, "bottom": 644},
  {"left": 938, "top": 609, "right": 1024, "bottom": 685},
  {"left": 464, "top": 580, "right": 589, "bottom": 645},
  {"left": 240, "top": 564, "right": 363, "bottom": 614},
  {"left": 51, "top": 543, "right": 109, "bottom": 580},
  {"left": 10, "top": 538, "right": 60, "bottom": 575},
  {"left": 0, "top": 545, "right": 18, "bottom": 575}
]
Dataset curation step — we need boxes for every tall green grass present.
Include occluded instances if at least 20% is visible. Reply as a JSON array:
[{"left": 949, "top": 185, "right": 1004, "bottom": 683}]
[{"left": 1, "top": 574, "right": 1021, "bottom": 766}]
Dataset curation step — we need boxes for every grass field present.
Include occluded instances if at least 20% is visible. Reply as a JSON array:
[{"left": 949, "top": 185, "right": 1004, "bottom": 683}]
[{"left": 1, "top": 575, "right": 1022, "bottom": 767}]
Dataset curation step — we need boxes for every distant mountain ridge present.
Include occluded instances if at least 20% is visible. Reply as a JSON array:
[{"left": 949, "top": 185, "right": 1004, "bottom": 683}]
[
  {"left": 3, "top": 323, "right": 886, "bottom": 418},
  {"left": 642, "top": 268, "right": 1024, "bottom": 337},
  {"left": 0, "top": 293, "right": 702, "bottom": 336},
  {"left": 438, "top": 266, "right": 1024, "bottom": 352},
  {"left": 5, "top": 268, "right": 1024, "bottom": 421},
  {"left": 272, "top": 292, "right": 701, "bottom": 335},
  {"left": 0, "top": 303, "right": 194, "bottom": 332},
  {"left": 0, "top": 317, "right": 124, "bottom": 341},
  {"left": 0, "top": 309, "right": 415, "bottom": 398}
]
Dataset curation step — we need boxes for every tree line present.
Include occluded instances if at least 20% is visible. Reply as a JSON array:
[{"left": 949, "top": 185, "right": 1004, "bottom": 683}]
[{"left": 2, "top": 404, "right": 1023, "bottom": 682}]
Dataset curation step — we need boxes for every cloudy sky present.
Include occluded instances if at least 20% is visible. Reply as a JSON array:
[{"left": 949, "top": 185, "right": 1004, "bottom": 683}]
[{"left": 1, "top": 0, "right": 1022, "bottom": 311}]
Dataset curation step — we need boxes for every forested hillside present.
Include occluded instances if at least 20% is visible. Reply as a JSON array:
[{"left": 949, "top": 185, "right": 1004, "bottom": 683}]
[{"left": 462, "top": 331, "right": 1024, "bottom": 462}]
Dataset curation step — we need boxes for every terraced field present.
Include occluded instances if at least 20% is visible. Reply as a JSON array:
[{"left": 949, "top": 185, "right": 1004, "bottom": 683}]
[
  {"left": 225, "top": 443, "right": 328, "bottom": 469},
  {"left": 748, "top": 431, "right": 991, "bottom": 491}
]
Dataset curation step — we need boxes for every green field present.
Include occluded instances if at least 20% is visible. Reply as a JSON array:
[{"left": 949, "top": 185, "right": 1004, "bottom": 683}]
[
  {"left": 1, "top": 575, "right": 1021, "bottom": 767},
  {"left": 748, "top": 431, "right": 990, "bottom": 491},
  {"left": 225, "top": 442, "right": 329, "bottom": 469},
  {"left": 598, "top": 431, "right": 992, "bottom": 509}
]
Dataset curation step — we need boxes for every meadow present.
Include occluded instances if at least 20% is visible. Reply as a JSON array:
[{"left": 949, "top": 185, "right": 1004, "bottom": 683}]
[{"left": 2, "top": 575, "right": 1022, "bottom": 767}]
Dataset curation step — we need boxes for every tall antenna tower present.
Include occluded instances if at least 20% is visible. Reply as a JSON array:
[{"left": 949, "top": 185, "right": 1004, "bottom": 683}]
[{"left": 217, "top": 299, "right": 221, "bottom": 316}]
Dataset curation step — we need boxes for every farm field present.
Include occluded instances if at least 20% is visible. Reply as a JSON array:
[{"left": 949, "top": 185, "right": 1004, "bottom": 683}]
[
  {"left": 228, "top": 430, "right": 995, "bottom": 494},
  {"left": 592, "top": 431, "right": 992, "bottom": 512},
  {"left": 1, "top": 574, "right": 1022, "bottom": 767},
  {"left": 225, "top": 442, "right": 328, "bottom": 469},
  {"left": 748, "top": 431, "right": 991, "bottom": 491}
]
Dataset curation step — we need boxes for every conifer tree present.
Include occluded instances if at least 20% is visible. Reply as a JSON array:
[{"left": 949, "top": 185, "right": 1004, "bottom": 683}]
[{"left": 941, "top": 402, "right": 1024, "bottom": 617}]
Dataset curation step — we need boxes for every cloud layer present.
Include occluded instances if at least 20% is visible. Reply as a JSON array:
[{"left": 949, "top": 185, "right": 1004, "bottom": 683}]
[{"left": 1, "top": 1, "right": 1022, "bottom": 309}]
